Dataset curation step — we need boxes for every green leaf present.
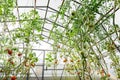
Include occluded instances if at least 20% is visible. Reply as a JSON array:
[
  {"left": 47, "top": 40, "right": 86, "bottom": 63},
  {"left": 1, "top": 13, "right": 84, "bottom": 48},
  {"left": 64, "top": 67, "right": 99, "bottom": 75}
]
[
  {"left": 45, "top": 58, "right": 49, "bottom": 60},
  {"left": 32, "top": 57, "right": 38, "bottom": 62},
  {"left": 29, "top": 53, "right": 33, "bottom": 58}
]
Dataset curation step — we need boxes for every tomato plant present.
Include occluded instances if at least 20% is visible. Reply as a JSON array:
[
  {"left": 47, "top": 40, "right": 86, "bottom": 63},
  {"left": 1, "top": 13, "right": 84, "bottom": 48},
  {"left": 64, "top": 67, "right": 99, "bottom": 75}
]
[
  {"left": 45, "top": 0, "right": 120, "bottom": 80},
  {"left": 0, "top": 0, "right": 43, "bottom": 79}
]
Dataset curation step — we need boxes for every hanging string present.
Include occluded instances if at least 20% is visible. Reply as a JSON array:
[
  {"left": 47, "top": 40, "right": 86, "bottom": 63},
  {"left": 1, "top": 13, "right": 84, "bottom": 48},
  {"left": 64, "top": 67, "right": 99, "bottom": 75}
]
[{"left": 34, "top": 0, "right": 36, "bottom": 11}]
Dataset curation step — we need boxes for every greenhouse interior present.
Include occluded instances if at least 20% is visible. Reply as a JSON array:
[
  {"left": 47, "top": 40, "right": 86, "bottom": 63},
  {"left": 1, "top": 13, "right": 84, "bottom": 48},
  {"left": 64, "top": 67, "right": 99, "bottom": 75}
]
[{"left": 0, "top": 0, "right": 120, "bottom": 80}]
